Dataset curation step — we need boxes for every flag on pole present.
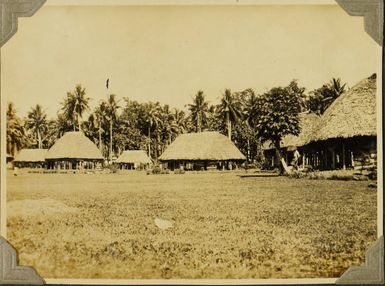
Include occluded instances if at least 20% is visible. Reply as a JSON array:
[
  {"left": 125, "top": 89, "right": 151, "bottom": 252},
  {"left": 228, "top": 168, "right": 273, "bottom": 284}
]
[{"left": 106, "top": 78, "right": 110, "bottom": 89}]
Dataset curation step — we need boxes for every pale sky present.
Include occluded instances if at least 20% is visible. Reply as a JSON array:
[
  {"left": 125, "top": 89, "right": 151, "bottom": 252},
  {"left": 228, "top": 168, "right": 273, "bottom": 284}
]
[{"left": 1, "top": 4, "right": 380, "bottom": 119}]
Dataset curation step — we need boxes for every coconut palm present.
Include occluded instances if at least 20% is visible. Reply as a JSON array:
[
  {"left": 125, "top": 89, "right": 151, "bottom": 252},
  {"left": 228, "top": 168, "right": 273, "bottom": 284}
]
[
  {"left": 243, "top": 89, "right": 260, "bottom": 126},
  {"left": 145, "top": 102, "right": 162, "bottom": 159},
  {"left": 219, "top": 89, "right": 243, "bottom": 140},
  {"left": 105, "top": 94, "right": 120, "bottom": 162},
  {"left": 187, "top": 90, "right": 209, "bottom": 132},
  {"left": 25, "top": 104, "right": 48, "bottom": 149},
  {"left": 6, "top": 103, "right": 25, "bottom": 156},
  {"left": 61, "top": 84, "right": 90, "bottom": 131},
  {"left": 322, "top": 78, "right": 346, "bottom": 108}
]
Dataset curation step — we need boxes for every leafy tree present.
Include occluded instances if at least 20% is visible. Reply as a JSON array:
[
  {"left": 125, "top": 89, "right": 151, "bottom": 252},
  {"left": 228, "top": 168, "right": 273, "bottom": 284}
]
[
  {"left": 25, "top": 104, "right": 48, "bottom": 149},
  {"left": 6, "top": 103, "right": 25, "bottom": 156},
  {"left": 218, "top": 89, "right": 243, "bottom": 140},
  {"left": 255, "top": 80, "right": 305, "bottom": 173},
  {"left": 61, "top": 84, "right": 90, "bottom": 131},
  {"left": 187, "top": 90, "right": 210, "bottom": 132}
]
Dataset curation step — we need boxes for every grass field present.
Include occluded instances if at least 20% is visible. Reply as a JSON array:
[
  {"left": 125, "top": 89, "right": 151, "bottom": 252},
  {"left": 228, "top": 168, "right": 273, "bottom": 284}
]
[{"left": 6, "top": 170, "right": 377, "bottom": 279}]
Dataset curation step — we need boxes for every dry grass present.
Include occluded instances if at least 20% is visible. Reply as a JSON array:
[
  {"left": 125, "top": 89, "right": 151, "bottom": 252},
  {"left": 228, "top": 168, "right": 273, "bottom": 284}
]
[{"left": 6, "top": 171, "right": 377, "bottom": 279}]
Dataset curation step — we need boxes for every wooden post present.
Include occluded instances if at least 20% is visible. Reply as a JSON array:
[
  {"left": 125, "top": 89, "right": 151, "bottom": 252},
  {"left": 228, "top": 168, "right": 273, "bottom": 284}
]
[
  {"left": 342, "top": 144, "right": 346, "bottom": 170},
  {"left": 332, "top": 148, "right": 336, "bottom": 169}
]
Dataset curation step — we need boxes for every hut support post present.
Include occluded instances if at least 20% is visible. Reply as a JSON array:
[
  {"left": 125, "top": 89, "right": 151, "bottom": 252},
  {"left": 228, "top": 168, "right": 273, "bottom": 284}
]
[
  {"left": 332, "top": 148, "right": 336, "bottom": 170},
  {"left": 342, "top": 144, "right": 346, "bottom": 170}
]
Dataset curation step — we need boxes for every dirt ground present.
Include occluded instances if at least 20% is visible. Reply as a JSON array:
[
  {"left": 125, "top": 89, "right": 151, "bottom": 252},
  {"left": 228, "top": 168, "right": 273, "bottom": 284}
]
[{"left": 5, "top": 170, "right": 377, "bottom": 279}]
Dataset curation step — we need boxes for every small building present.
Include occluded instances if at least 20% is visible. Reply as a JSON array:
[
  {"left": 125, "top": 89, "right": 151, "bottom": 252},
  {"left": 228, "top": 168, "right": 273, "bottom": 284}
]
[
  {"left": 14, "top": 149, "right": 48, "bottom": 168},
  {"left": 45, "top": 131, "right": 104, "bottom": 170},
  {"left": 115, "top": 150, "right": 152, "bottom": 170},
  {"left": 159, "top": 131, "right": 246, "bottom": 170}
]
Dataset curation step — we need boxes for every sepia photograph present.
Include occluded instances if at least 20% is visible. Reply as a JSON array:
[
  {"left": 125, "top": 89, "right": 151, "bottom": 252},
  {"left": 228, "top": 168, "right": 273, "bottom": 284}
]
[{"left": 0, "top": 0, "right": 383, "bottom": 283}]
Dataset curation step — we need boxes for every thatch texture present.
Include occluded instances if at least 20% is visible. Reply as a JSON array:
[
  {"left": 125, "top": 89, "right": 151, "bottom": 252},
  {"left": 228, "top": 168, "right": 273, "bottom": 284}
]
[
  {"left": 14, "top": 149, "right": 48, "bottom": 162},
  {"left": 159, "top": 132, "right": 246, "bottom": 161},
  {"left": 46, "top": 132, "right": 103, "bottom": 160},
  {"left": 116, "top": 150, "right": 152, "bottom": 164},
  {"left": 263, "top": 74, "right": 376, "bottom": 150},
  {"left": 311, "top": 74, "right": 376, "bottom": 142},
  {"left": 262, "top": 112, "right": 320, "bottom": 150}
]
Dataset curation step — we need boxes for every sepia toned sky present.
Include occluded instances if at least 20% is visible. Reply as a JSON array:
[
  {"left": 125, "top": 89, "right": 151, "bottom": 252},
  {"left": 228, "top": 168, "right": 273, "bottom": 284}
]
[{"left": 1, "top": 4, "right": 381, "bottom": 118}]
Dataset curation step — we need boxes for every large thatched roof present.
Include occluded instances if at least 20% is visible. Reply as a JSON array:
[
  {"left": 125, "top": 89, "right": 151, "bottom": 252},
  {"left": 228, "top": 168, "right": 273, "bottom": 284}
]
[
  {"left": 311, "top": 74, "right": 377, "bottom": 142},
  {"left": 159, "top": 131, "right": 246, "bottom": 161},
  {"left": 116, "top": 150, "right": 152, "bottom": 164},
  {"left": 46, "top": 132, "right": 103, "bottom": 160},
  {"left": 263, "top": 74, "right": 376, "bottom": 150},
  {"left": 14, "top": 149, "right": 48, "bottom": 162}
]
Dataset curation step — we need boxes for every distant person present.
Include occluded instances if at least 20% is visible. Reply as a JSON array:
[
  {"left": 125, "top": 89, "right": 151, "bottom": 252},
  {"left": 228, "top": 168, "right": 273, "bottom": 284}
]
[{"left": 292, "top": 149, "right": 301, "bottom": 169}]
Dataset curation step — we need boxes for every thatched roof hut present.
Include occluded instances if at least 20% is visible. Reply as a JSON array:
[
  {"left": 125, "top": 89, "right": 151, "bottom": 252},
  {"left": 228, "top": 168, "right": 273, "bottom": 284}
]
[
  {"left": 116, "top": 150, "right": 152, "bottom": 165},
  {"left": 14, "top": 149, "right": 47, "bottom": 162},
  {"left": 262, "top": 112, "right": 320, "bottom": 150},
  {"left": 45, "top": 131, "right": 103, "bottom": 160},
  {"left": 159, "top": 131, "right": 246, "bottom": 161},
  {"left": 310, "top": 74, "right": 377, "bottom": 142}
]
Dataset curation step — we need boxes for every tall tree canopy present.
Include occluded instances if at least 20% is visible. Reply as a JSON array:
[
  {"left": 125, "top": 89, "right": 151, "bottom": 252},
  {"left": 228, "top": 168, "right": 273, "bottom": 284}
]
[
  {"left": 187, "top": 90, "right": 210, "bottom": 133},
  {"left": 61, "top": 84, "right": 90, "bottom": 131},
  {"left": 6, "top": 103, "right": 25, "bottom": 156},
  {"left": 25, "top": 104, "right": 48, "bottom": 149},
  {"left": 307, "top": 78, "right": 346, "bottom": 115},
  {"left": 218, "top": 89, "right": 243, "bottom": 140},
  {"left": 255, "top": 80, "right": 305, "bottom": 173}
]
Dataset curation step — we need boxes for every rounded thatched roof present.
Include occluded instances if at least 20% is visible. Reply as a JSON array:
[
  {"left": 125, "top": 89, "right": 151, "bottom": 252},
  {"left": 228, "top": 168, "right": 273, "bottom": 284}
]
[
  {"left": 116, "top": 150, "right": 152, "bottom": 164},
  {"left": 159, "top": 131, "right": 246, "bottom": 161},
  {"left": 14, "top": 149, "right": 48, "bottom": 162},
  {"left": 312, "top": 74, "right": 376, "bottom": 142},
  {"left": 46, "top": 132, "right": 103, "bottom": 160}
]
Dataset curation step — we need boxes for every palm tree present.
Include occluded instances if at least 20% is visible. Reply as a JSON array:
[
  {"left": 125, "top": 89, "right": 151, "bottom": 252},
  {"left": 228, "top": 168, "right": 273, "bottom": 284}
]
[
  {"left": 25, "top": 104, "right": 48, "bottom": 149},
  {"left": 105, "top": 94, "right": 120, "bottom": 162},
  {"left": 6, "top": 103, "right": 25, "bottom": 156},
  {"left": 187, "top": 90, "right": 209, "bottom": 132},
  {"left": 243, "top": 89, "right": 259, "bottom": 126},
  {"left": 145, "top": 102, "right": 162, "bottom": 160},
  {"left": 219, "top": 89, "right": 243, "bottom": 140},
  {"left": 61, "top": 84, "right": 90, "bottom": 131},
  {"left": 322, "top": 78, "right": 346, "bottom": 109}
]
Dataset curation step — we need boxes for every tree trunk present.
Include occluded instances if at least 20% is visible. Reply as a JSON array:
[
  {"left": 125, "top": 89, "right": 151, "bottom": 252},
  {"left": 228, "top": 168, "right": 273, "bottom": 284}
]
[
  {"left": 78, "top": 115, "right": 81, "bottom": 131},
  {"left": 109, "top": 120, "right": 113, "bottom": 163},
  {"left": 226, "top": 111, "right": 231, "bottom": 140},
  {"left": 98, "top": 126, "right": 102, "bottom": 153},
  {"left": 148, "top": 126, "right": 151, "bottom": 159},
  {"left": 273, "top": 140, "right": 284, "bottom": 175},
  {"left": 197, "top": 112, "right": 201, "bottom": 133},
  {"left": 37, "top": 130, "right": 42, "bottom": 149}
]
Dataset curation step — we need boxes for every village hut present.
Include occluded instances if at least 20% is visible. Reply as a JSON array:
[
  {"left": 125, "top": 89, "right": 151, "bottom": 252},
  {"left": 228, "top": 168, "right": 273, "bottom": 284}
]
[
  {"left": 45, "top": 131, "right": 104, "bottom": 170},
  {"left": 305, "top": 74, "right": 377, "bottom": 170},
  {"left": 159, "top": 131, "right": 246, "bottom": 170},
  {"left": 14, "top": 149, "right": 48, "bottom": 168},
  {"left": 115, "top": 150, "right": 152, "bottom": 170},
  {"left": 262, "top": 112, "right": 320, "bottom": 168},
  {"left": 263, "top": 74, "right": 377, "bottom": 171}
]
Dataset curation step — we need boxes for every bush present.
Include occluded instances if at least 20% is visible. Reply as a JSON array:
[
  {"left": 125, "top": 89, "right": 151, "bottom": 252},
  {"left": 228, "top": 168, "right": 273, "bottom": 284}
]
[
  {"left": 150, "top": 166, "right": 170, "bottom": 175},
  {"left": 104, "top": 164, "right": 119, "bottom": 174}
]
